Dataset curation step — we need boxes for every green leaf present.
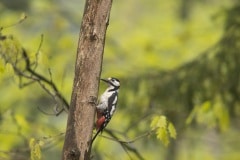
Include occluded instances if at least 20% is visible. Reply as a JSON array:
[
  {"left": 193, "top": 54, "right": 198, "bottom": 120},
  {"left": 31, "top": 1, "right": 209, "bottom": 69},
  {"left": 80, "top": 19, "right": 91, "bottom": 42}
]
[
  {"left": 150, "top": 115, "right": 177, "bottom": 146},
  {"left": 168, "top": 122, "right": 177, "bottom": 139},
  {"left": 29, "top": 138, "right": 43, "bottom": 160},
  {"left": 150, "top": 115, "right": 167, "bottom": 129},
  {"left": 213, "top": 96, "right": 230, "bottom": 131},
  {"left": 0, "top": 59, "right": 5, "bottom": 73},
  {"left": 156, "top": 127, "right": 169, "bottom": 146}
]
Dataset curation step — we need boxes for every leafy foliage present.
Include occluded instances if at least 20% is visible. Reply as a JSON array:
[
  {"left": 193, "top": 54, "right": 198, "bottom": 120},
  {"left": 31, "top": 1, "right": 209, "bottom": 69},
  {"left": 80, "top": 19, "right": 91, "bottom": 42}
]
[
  {"left": 29, "top": 138, "right": 43, "bottom": 160},
  {"left": 186, "top": 96, "right": 229, "bottom": 131},
  {"left": 150, "top": 115, "right": 177, "bottom": 146}
]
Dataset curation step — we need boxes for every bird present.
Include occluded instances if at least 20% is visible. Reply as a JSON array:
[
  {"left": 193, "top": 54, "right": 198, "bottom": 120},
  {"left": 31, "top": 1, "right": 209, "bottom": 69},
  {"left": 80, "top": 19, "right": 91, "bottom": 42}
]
[{"left": 92, "top": 77, "right": 120, "bottom": 143}]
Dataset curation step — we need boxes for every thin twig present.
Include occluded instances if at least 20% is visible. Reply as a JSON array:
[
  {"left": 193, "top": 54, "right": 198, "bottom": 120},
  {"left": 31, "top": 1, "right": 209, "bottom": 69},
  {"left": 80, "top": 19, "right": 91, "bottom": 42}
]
[
  {"left": 98, "top": 129, "right": 154, "bottom": 144},
  {"left": 33, "top": 34, "right": 44, "bottom": 70},
  {"left": 37, "top": 105, "right": 60, "bottom": 116},
  {"left": 0, "top": 14, "right": 27, "bottom": 31},
  {"left": 104, "top": 129, "right": 146, "bottom": 160}
]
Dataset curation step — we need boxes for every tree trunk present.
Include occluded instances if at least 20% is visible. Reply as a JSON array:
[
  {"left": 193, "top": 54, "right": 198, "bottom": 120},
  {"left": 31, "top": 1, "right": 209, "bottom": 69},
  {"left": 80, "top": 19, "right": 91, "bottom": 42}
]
[{"left": 62, "top": 0, "right": 113, "bottom": 159}]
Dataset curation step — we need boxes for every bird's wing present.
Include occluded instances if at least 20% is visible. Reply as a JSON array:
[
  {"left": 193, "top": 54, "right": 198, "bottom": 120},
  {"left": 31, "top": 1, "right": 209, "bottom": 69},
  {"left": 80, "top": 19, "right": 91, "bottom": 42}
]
[{"left": 107, "top": 91, "right": 118, "bottom": 114}]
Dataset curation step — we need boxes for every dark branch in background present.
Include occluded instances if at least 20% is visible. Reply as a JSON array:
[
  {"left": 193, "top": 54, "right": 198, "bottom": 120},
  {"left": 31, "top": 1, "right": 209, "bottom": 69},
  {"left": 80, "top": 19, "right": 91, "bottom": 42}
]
[
  {"left": 22, "top": 46, "right": 69, "bottom": 115},
  {"left": 108, "top": 129, "right": 155, "bottom": 145},
  {"left": 21, "top": 46, "right": 70, "bottom": 115},
  {"left": 92, "top": 128, "right": 147, "bottom": 160},
  {"left": 0, "top": 29, "right": 69, "bottom": 116}
]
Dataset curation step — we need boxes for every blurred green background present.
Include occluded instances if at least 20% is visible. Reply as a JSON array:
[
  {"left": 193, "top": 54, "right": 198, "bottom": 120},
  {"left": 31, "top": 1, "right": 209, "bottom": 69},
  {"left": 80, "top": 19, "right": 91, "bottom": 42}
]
[{"left": 0, "top": 0, "right": 240, "bottom": 160}]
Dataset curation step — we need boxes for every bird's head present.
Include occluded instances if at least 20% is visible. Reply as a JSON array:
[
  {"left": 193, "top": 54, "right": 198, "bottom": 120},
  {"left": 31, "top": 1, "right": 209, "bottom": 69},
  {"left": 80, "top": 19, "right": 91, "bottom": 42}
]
[{"left": 101, "top": 77, "right": 120, "bottom": 89}]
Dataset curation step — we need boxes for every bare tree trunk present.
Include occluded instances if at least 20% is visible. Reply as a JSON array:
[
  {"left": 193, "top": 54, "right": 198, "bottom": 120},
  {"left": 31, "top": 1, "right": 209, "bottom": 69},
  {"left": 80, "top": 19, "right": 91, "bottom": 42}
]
[{"left": 62, "top": 0, "right": 113, "bottom": 160}]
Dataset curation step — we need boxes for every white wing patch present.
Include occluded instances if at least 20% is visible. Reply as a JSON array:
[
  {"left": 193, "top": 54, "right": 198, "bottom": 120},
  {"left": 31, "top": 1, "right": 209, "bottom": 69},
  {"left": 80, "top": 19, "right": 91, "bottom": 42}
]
[
  {"left": 110, "top": 105, "right": 115, "bottom": 116},
  {"left": 112, "top": 96, "right": 118, "bottom": 105}
]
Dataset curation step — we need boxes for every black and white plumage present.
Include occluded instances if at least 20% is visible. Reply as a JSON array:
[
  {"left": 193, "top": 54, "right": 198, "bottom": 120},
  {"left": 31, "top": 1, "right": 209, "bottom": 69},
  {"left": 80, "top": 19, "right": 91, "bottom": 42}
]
[
  {"left": 97, "top": 78, "right": 120, "bottom": 115},
  {"left": 92, "top": 77, "right": 120, "bottom": 143}
]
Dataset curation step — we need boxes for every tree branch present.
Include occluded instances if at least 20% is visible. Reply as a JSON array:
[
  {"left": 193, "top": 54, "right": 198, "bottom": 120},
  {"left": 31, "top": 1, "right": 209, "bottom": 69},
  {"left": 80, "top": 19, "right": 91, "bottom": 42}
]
[{"left": 0, "top": 34, "right": 70, "bottom": 116}]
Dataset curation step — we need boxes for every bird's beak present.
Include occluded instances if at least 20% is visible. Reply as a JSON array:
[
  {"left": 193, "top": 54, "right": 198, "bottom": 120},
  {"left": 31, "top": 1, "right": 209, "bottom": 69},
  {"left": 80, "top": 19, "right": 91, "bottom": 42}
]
[{"left": 100, "top": 78, "right": 109, "bottom": 84}]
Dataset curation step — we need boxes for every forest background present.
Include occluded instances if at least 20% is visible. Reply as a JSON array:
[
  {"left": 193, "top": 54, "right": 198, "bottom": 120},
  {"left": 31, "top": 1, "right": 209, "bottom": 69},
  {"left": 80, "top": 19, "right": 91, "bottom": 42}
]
[{"left": 0, "top": 0, "right": 239, "bottom": 160}]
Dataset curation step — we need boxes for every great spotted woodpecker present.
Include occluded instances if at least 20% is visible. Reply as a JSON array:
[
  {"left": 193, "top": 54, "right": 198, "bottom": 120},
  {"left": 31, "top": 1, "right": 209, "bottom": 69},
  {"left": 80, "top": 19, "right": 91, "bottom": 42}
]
[{"left": 92, "top": 77, "right": 120, "bottom": 142}]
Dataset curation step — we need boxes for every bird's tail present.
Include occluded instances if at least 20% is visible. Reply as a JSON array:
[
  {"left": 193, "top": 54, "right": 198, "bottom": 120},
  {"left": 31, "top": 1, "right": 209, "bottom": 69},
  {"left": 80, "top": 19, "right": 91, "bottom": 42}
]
[{"left": 92, "top": 129, "right": 101, "bottom": 143}]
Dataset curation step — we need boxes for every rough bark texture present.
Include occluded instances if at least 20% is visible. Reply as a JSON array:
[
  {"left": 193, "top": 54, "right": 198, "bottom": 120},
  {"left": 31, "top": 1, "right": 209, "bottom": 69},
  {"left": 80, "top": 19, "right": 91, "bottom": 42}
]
[{"left": 62, "top": 0, "right": 113, "bottom": 159}]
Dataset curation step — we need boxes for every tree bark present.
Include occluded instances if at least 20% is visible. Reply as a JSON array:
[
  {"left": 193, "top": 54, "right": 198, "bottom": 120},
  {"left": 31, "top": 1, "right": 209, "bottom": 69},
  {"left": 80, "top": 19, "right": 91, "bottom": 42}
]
[{"left": 62, "top": 0, "right": 113, "bottom": 160}]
